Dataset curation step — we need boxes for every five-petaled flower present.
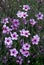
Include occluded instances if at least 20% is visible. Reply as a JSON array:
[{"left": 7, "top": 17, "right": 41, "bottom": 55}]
[
  {"left": 16, "top": 11, "right": 28, "bottom": 18},
  {"left": 2, "top": 25, "right": 12, "bottom": 34},
  {"left": 35, "top": 12, "right": 44, "bottom": 20},
  {"left": 20, "top": 29, "right": 30, "bottom": 37},
  {"left": 22, "top": 43, "right": 30, "bottom": 50},
  {"left": 10, "top": 48, "right": 18, "bottom": 57},
  {"left": 4, "top": 37, "right": 13, "bottom": 48},
  {"left": 10, "top": 32, "right": 18, "bottom": 40},
  {"left": 30, "top": 18, "right": 36, "bottom": 26},
  {"left": 2, "top": 18, "right": 9, "bottom": 24},
  {"left": 31, "top": 34, "right": 40, "bottom": 45},
  {"left": 23, "top": 5, "right": 30, "bottom": 11},
  {"left": 20, "top": 48, "right": 30, "bottom": 57}
]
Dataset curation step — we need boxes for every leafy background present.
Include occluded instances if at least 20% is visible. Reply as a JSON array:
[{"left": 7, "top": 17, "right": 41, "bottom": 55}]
[{"left": 0, "top": 0, "right": 44, "bottom": 65}]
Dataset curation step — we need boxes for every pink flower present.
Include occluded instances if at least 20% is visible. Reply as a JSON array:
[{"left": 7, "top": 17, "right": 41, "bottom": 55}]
[
  {"left": 10, "top": 32, "right": 18, "bottom": 40},
  {"left": 20, "top": 29, "right": 30, "bottom": 37},
  {"left": 2, "top": 25, "right": 12, "bottom": 34},
  {"left": 23, "top": 5, "right": 30, "bottom": 11},
  {"left": 16, "top": 11, "right": 23, "bottom": 18},
  {"left": 32, "top": 34, "right": 40, "bottom": 45},
  {"left": 10, "top": 48, "right": 18, "bottom": 57},
  {"left": 20, "top": 39, "right": 24, "bottom": 46},
  {"left": 22, "top": 12, "right": 28, "bottom": 18},
  {"left": 11, "top": 25, "right": 18, "bottom": 30},
  {"left": 20, "top": 48, "right": 25, "bottom": 55},
  {"left": 23, "top": 50, "right": 30, "bottom": 57},
  {"left": 11, "top": 19, "right": 20, "bottom": 30},
  {"left": 35, "top": 12, "right": 44, "bottom": 20},
  {"left": 16, "top": 11, "right": 28, "bottom": 18},
  {"left": 2, "top": 18, "right": 9, "bottom": 24},
  {"left": 16, "top": 56, "right": 23, "bottom": 65},
  {"left": 22, "top": 43, "right": 30, "bottom": 50},
  {"left": 30, "top": 18, "right": 36, "bottom": 26},
  {"left": 20, "top": 49, "right": 30, "bottom": 57},
  {"left": 4, "top": 37, "right": 13, "bottom": 48},
  {"left": 22, "top": 18, "right": 27, "bottom": 24},
  {"left": 12, "top": 19, "right": 20, "bottom": 27}
]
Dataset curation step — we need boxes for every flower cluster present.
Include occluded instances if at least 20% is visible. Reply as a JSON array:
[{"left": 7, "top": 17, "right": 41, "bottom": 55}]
[
  {"left": 1, "top": 4, "right": 44, "bottom": 65},
  {"left": 17, "top": 11, "right": 28, "bottom": 18},
  {"left": 20, "top": 29, "right": 30, "bottom": 37},
  {"left": 20, "top": 43, "right": 30, "bottom": 57}
]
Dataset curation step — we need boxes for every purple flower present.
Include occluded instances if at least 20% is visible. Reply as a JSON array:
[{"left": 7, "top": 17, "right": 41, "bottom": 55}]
[
  {"left": 22, "top": 18, "right": 27, "bottom": 24},
  {"left": 30, "top": 18, "right": 37, "bottom": 26},
  {"left": 20, "top": 48, "right": 25, "bottom": 55},
  {"left": 2, "top": 25, "right": 12, "bottom": 34},
  {"left": 16, "top": 11, "right": 28, "bottom": 18},
  {"left": 20, "top": 48, "right": 30, "bottom": 57},
  {"left": 22, "top": 12, "right": 28, "bottom": 19},
  {"left": 22, "top": 43, "right": 30, "bottom": 50},
  {"left": 10, "top": 48, "right": 18, "bottom": 57},
  {"left": 2, "top": 18, "right": 9, "bottom": 24},
  {"left": 10, "top": 32, "right": 18, "bottom": 40},
  {"left": 4, "top": 37, "right": 13, "bottom": 48},
  {"left": 35, "top": 12, "right": 44, "bottom": 20},
  {"left": 16, "top": 11, "right": 23, "bottom": 18},
  {"left": 23, "top": 5, "right": 30, "bottom": 11},
  {"left": 2, "top": 56, "right": 8, "bottom": 64},
  {"left": 20, "top": 39, "right": 24, "bottom": 46},
  {"left": 20, "top": 42, "right": 30, "bottom": 57},
  {"left": 31, "top": 34, "right": 40, "bottom": 45},
  {"left": 11, "top": 19, "right": 20, "bottom": 30},
  {"left": 16, "top": 56, "right": 23, "bottom": 65},
  {"left": 12, "top": 19, "right": 20, "bottom": 27},
  {"left": 11, "top": 25, "right": 18, "bottom": 30},
  {"left": 20, "top": 29, "right": 30, "bottom": 37},
  {"left": 23, "top": 51, "right": 30, "bottom": 57}
]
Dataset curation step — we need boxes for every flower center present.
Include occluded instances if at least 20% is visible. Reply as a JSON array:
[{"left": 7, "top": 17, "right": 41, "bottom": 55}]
[
  {"left": 26, "top": 45, "right": 28, "bottom": 47},
  {"left": 7, "top": 39, "right": 9, "bottom": 42},
  {"left": 34, "top": 39, "right": 36, "bottom": 42},
  {"left": 4, "top": 20, "right": 6, "bottom": 22},
  {"left": 25, "top": 7, "right": 27, "bottom": 9},
  {"left": 38, "top": 14, "right": 41, "bottom": 17},
  {"left": 23, "top": 14, "right": 26, "bottom": 17},
  {"left": 25, "top": 52, "right": 28, "bottom": 55},
  {"left": 23, "top": 49, "right": 25, "bottom": 51},
  {"left": 13, "top": 34, "right": 16, "bottom": 37},
  {"left": 15, "top": 21, "right": 18, "bottom": 24},
  {"left": 25, "top": 33, "right": 28, "bottom": 35},
  {"left": 12, "top": 51, "right": 15, "bottom": 54},
  {"left": 3, "top": 27, "right": 7, "bottom": 30}
]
